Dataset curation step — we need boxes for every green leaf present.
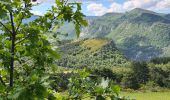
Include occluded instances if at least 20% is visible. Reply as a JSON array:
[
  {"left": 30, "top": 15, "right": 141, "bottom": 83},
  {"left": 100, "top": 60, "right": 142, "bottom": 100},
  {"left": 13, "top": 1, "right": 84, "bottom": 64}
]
[
  {"left": 79, "top": 69, "right": 90, "bottom": 78},
  {"left": 111, "top": 85, "right": 120, "bottom": 95},
  {"left": 95, "top": 87, "right": 104, "bottom": 94},
  {"left": 31, "top": 74, "right": 38, "bottom": 81},
  {"left": 48, "top": 49, "right": 60, "bottom": 59}
]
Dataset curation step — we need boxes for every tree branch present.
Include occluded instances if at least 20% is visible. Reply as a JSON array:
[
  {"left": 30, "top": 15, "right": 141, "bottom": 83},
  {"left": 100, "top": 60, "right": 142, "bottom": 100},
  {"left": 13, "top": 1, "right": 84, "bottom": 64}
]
[
  {"left": 9, "top": 10, "right": 16, "bottom": 87},
  {"left": 0, "top": 21, "right": 13, "bottom": 34},
  {"left": 15, "top": 34, "right": 30, "bottom": 45}
]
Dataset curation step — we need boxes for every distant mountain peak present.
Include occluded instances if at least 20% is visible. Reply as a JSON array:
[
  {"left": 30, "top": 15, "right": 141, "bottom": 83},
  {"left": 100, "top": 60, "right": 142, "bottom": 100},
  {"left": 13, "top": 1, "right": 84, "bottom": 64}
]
[
  {"left": 128, "top": 8, "right": 157, "bottom": 15},
  {"left": 103, "top": 12, "right": 123, "bottom": 17}
]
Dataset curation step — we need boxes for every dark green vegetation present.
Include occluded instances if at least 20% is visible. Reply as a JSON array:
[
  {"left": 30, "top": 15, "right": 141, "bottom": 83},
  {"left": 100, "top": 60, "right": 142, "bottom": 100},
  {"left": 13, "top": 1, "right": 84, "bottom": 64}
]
[
  {"left": 51, "top": 57, "right": 170, "bottom": 99},
  {"left": 89, "top": 58, "right": 170, "bottom": 91},
  {"left": 56, "top": 38, "right": 170, "bottom": 92},
  {"left": 57, "top": 38, "right": 128, "bottom": 68},
  {"left": 62, "top": 8, "right": 170, "bottom": 60}
]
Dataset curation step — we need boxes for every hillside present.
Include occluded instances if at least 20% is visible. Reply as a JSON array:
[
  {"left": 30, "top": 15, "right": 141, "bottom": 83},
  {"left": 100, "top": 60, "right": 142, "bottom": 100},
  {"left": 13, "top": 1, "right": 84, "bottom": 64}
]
[
  {"left": 56, "top": 39, "right": 128, "bottom": 68},
  {"left": 60, "top": 8, "right": 170, "bottom": 60},
  {"left": 28, "top": 8, "right": 170, "bottom": 60}
]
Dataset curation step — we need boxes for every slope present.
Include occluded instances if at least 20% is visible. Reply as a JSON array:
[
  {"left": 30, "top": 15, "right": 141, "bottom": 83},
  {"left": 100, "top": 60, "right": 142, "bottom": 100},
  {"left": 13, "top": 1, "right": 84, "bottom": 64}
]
[
  {"left": 57, "top": 39, "right": 128, "bottom": 68},
  {"left": 80, "top": 8, "right": 170, "bottom": 60}
]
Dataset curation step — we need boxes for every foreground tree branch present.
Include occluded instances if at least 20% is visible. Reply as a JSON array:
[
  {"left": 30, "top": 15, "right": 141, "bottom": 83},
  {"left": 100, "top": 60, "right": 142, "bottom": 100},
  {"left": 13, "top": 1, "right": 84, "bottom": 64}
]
[
  {"left": 9, "top": 11, "right": 16, "bottom": 87},
  {"left": 0, "top": 21, "right": 13, "bottom": 34}
]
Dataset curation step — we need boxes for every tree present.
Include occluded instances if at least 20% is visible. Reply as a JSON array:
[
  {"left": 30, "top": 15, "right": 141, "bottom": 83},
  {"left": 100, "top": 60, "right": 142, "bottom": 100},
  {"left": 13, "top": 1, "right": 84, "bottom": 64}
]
[
  {"left": 121, "top": 72, "right": 140, "bottom": 90},
  {"left": 0, "top": 0, "right": 87, "bottom": 99},
  {"left": 131, "top": 61, "right": 149, "bottom": 84}
]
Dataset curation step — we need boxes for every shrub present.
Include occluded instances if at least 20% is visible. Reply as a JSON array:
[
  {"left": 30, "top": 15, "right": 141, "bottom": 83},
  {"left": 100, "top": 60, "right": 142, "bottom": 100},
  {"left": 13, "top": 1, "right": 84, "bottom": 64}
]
[
  {"left": 91, "top": 68, "right": 123, "bottom": 84},
  {"left": 67, "top": 69, "right": 129, "bottom": 100},
  {"left": 140, "top": 81, "right": 162, "bottom": 92},
  {"left": 50, "top": 73, "right": 74, "bottom": 92}
]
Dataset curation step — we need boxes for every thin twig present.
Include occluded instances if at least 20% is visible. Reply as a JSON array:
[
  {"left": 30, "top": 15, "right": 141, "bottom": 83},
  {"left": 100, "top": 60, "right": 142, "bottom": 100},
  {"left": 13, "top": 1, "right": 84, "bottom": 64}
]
[
  {"left": 0, "top": 21, "right": 13, "bottom": 34},
  {"left": 15, "top": 34, "right": 30, "bottom": 45}
]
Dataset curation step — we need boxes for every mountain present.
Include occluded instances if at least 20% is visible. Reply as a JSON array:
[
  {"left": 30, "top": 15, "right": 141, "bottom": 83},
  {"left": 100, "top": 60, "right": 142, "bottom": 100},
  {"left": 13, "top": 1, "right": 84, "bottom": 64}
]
[
  {"left": 56, "top": 39, "right": 128, "bottom": 68},
  {"left": 57, "top": 16, "right": 99, "bottom": 39},
  {"left": 61, "top": 8, "right": 170, "bottom": 60},
  {"left": 164, "top": 14, "right": 170, "bottom": 20},
  {"left": 27, "top": 8, "right": 170, "bottom": 60}
]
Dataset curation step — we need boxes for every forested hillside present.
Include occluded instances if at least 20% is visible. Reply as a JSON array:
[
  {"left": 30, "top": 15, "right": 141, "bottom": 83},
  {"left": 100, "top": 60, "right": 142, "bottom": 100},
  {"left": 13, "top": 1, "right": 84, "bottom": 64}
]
[
  {"left": 57, "top": 39, "right": 128, "bottom": 68},
  {"left": 61, "top": 8, "right": 170, "bottom": 60}
]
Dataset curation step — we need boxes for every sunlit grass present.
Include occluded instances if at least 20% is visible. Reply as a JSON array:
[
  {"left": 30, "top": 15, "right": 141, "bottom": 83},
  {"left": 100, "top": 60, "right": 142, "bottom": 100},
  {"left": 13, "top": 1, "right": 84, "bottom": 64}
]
[
  {"left": 82, "top": 39, "right": 108, "bottom": 51},
  {"left": 121, "top": 91, "right": 170, "bottom": 100}
]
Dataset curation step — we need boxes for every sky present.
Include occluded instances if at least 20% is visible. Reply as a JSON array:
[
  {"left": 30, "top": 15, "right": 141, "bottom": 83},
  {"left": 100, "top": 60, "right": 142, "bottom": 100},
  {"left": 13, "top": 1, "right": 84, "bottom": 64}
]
[{"left": 32, "top": 0, "right": 170, "bottom": 16}]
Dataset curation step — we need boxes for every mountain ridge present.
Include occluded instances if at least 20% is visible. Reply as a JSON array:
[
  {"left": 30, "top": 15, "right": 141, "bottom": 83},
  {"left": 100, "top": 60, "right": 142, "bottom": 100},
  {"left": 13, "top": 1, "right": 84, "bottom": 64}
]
[
  {"left": 27, "top": 8, "right": 170, "bottom": 60},
  {"left": 59, "top": 8, "right": 170, "bottom": 60}
]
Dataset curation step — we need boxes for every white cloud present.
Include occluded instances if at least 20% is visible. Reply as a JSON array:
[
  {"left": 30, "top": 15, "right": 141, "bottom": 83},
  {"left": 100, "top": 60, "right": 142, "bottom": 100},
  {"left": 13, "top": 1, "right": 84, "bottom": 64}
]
[
  {"left": 87, "top": 0, "right": 170, "bottom": 16},
  {"left": 36, "top": 0, "right": 102, "bottom": 4},
  {"left": 108, "top": 3, "right": 124, "bottom": 12},
  {"left": 156, "top": 0, "right": 170, "bottom": 8},
  {"left": 32, "top": 0, "right": 170, "bottom": 16},
  {"left": 87, "top": 3, "right": 107, "bottom": 16},
  {"left": 31, "top": 10, "right": 44, "bottom": 15},
  {"left": 87, "top": 2, "right": 124, "bottom": 16},
  {"left": 123, "top": 0, "right": 160, "bottom": 10}
]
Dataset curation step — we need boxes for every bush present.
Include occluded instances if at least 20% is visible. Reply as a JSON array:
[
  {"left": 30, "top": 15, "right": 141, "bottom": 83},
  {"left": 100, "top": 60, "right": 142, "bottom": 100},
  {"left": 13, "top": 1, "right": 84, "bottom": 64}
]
[
  {"left": 92, "top": 68, "right": 116, "bottom": 79},
  {"left": 67, "top": 69, "right": 129, "bottom": 100},
  {"left": 50, "top": 73, "right": 74, "bottom": 92},
  {"left": 139, "top": 81, "right": 162, "bottom": 92},
  {"left": 91, "top": 68, "right": 123, "bottom": 84}
]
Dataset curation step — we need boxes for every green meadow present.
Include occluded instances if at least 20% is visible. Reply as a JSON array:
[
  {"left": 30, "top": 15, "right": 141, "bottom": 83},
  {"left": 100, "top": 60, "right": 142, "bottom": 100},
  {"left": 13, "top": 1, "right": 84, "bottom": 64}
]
[{"left": 121, "top": 91, "right": 170, "bottom": 100}]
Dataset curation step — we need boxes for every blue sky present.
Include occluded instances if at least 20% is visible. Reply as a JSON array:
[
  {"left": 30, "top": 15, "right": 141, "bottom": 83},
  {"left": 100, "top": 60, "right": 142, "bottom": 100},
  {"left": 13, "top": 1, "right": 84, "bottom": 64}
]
[{"left": 32, "top": 0, "right": 170, "bottom": 16}]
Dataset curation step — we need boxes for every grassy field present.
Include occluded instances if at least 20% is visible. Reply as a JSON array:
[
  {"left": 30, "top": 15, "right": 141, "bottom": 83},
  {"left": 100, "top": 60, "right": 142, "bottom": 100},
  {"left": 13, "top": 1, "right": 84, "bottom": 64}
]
[{"left": 121, "top": 91, "right": 170, "bottom": 100}]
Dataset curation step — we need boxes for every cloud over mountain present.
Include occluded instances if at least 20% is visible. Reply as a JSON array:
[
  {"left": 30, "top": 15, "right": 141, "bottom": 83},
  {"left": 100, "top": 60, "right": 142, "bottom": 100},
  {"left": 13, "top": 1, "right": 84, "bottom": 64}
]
[{"left": 87, "top": 0, "right": 170, "bottom": 16}]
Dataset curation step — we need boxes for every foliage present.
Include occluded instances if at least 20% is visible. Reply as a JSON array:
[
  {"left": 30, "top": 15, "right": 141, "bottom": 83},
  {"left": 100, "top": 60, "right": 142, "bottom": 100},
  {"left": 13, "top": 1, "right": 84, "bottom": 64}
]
[
  {"left": 0, "top": 0, "right": 87, "bottom": 99},
  {"left": 121, "top": 71, "right": 140, "bottom": 90},
  {"left": 91, "top": 67, "right": 124, "bottom": 84},
  {"left": 67, "top": 69, "right": 129, "bottom": 100},
  {"left": 150, "top": 57, "right": 170, "bottom": 64},
  {"left": 148, "top": 63, "right": 170, "bottom": 88},
  {"left": 50, "top": 72, "right": 74, "bottom": 92},
  {"left": 131, "top": 61, "right": 149, "bottom": 84}
]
